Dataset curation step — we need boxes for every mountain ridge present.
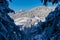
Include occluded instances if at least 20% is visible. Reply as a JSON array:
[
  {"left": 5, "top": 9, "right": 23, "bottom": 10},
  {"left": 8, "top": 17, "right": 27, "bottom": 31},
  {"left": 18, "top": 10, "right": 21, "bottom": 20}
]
[{"left": 9, "top": 6, "right": 55, "bottom": 26}]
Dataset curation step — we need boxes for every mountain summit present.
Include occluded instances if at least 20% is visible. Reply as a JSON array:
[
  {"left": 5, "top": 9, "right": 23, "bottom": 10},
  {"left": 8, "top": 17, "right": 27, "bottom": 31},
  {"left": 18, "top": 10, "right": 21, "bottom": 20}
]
[{"left": 10, "top": 6, "right": 55, "bottom": 26}]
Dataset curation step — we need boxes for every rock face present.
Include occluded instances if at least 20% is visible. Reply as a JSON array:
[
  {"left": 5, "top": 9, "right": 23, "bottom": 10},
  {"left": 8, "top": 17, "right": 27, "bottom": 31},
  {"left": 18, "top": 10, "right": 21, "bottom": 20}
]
[{"left": 10, "top": 6, "right": 55, "bottom": 26}]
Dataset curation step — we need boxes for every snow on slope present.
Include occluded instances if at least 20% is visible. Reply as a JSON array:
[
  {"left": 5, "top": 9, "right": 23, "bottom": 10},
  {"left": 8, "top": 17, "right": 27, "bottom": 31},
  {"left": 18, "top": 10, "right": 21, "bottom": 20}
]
[
  {"left": 10, "top": 6, "right": 55, "bottom": 26},
  {"left": 14, "top": 17, "right": 40, "bottom": 26}
]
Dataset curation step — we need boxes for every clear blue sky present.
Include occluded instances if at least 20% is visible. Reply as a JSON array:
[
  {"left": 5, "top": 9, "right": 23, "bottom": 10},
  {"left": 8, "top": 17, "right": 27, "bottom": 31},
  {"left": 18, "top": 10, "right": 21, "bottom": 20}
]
[{"left": 9, "top": 0, "right": 56, "bottom": 12}]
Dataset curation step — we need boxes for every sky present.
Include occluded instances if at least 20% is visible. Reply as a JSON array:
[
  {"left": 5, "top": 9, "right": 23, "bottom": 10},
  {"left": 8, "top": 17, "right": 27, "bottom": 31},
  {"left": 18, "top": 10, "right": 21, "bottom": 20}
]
[{"left": 9, "top": 0, "right": 56, "bottom": 12}]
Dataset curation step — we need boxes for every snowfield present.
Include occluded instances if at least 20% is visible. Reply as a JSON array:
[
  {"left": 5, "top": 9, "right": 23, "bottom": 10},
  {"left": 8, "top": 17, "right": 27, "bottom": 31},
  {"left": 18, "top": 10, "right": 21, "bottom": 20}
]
[
  {"left": 14, "top": 16, "right": 45, "bottom": 26},
  {"left": 9, "top": 6, "right": 55, "bottom": 27}
]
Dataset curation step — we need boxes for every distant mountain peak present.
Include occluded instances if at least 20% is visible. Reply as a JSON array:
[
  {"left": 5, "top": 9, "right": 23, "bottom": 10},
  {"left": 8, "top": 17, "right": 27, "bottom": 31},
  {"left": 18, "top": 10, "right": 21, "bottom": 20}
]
[{"left": 10, "top": 6, "right": 55, "bottom": 26}]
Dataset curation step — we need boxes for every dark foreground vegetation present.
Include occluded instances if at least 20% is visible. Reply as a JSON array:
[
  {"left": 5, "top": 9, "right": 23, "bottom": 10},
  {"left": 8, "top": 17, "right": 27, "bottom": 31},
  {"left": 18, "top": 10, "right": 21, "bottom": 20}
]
[{"left": 0, "top": 0, "right": 60, "bottom": 40}]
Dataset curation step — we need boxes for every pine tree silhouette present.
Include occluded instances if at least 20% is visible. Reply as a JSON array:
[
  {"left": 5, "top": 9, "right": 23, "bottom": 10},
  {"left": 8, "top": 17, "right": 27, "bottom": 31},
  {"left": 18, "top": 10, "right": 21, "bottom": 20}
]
[{"left": 0, "top": 0, "right": 24, "bottom": 40}]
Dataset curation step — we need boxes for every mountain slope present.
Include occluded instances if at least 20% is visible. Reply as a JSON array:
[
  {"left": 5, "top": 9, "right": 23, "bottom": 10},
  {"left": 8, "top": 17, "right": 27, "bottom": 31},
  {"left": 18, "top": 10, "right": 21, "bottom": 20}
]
[{"left": 10, "top": 6, "right": 55, "bottom": 26}]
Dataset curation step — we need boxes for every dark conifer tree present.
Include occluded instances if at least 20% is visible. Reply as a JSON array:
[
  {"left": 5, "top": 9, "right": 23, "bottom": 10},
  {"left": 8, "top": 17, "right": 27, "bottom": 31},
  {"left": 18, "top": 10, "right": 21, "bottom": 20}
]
[
  {"left": 0, "top": 0, "right": 24, "bottom": 40},
  {"left": 41, "top": 0, "right": 60, "bottom": 5}
]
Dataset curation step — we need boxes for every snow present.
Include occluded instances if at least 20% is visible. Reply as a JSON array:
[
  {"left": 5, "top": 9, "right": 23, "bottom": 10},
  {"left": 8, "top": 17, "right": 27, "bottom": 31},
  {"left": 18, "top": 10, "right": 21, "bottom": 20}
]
[{"left": 14, "top": 16, "right": 45, "bottom": 25}]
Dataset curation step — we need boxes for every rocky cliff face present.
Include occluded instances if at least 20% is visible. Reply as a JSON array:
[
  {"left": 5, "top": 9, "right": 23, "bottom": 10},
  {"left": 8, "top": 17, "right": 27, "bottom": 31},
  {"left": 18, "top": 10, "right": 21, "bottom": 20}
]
[{"left": 10, "top": 6, "right": 55, "bottom": 26}]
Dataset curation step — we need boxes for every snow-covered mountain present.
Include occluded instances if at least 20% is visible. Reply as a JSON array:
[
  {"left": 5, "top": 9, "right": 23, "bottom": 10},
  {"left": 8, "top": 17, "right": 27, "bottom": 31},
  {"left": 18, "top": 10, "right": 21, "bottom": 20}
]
[{"left": 10, "top": 6, "right": 55, "bottom": 26}]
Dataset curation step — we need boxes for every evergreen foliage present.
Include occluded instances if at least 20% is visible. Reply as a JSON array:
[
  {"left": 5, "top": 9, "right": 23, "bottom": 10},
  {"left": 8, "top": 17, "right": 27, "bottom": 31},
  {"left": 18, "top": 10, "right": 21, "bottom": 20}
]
[
  {"left": 0, "top": 0, "right": 60, "bottom": 40},
  {"left": 41, "top": 0, "right": 60, "bottom": 5},
  {"left": 0, "top": 0, "right": 23, "bottom": 40}
]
